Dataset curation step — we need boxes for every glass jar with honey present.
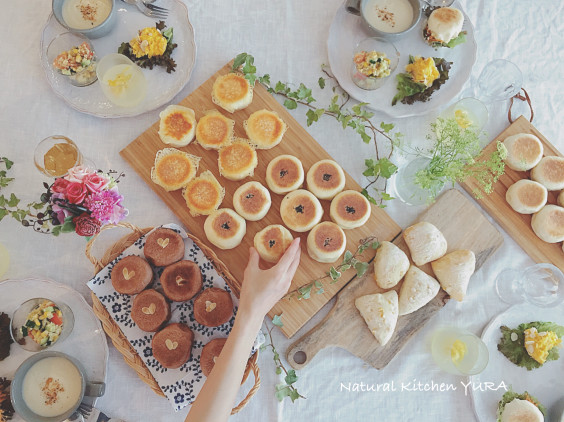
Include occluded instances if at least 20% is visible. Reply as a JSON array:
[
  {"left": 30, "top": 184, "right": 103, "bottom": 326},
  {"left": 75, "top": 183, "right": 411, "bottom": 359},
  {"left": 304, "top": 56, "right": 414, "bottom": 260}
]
[{"left": 34, "top": 135, "right": 83, "bottom": 178}]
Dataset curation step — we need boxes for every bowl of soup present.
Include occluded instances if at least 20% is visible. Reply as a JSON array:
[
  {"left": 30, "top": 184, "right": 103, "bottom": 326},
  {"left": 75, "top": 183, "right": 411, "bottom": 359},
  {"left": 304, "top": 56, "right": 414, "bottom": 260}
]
[{"left": 52, "top": 0, "right": 116, "bottom": 39}]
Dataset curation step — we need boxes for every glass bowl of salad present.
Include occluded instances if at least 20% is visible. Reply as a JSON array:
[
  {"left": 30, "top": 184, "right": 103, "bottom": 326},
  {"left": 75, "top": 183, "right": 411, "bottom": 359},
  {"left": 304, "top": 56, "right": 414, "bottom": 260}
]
[
  {"left": 47, "top": 32, "right": 98, "bottom": 87},
  {"left": 10, "top": 298, "right": 74, "bottom": 352},
  {"left": 351, "top": 37, "right": 400, "bottom": 90}
]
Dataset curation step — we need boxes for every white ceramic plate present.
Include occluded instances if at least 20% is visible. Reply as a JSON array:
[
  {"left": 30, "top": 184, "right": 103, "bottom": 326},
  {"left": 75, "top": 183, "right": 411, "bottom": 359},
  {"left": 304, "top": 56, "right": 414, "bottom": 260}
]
[
  {"left": 470, "top": 303, "right": 564, "bottom": 422},
  {"left": 0, "top": 277, "right": 109, "bottom": 420},
  {"left": 40, "top": 0, "right": 196, "bottom": 118},
  {"left": 327, "top": 1, "right": 476, "bottom": 118}
]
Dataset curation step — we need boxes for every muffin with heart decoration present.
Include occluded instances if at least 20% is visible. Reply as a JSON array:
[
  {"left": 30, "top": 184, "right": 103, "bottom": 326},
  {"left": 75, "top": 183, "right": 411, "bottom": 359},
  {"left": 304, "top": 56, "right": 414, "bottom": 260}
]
[
  {"left": 160, "top": 260, "right": 203, "bottom": 302},
  {"left": 194, "top": 288, "right": 233, "bottom": 327},
  {"left": 111, "top": 255, "right": 153, "bottom": 295},
  {"left": 144, "top": 228, "right": 185, "bottom": 267},
  {"left": 152, "top": 323, "right": 194, "bottom": 369},
  {"left": 131, "top": 289, "right": 171, "bottom": 332}
]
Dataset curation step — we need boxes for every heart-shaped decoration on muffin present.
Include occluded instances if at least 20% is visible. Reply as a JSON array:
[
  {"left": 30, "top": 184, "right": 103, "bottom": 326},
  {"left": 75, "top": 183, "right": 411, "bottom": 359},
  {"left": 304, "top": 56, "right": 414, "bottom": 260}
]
[
  {"left": 165, "top": 339, "right": 178, "bottom": 350},
  {"left": 157, "top": 237, "right": 170, "bottom": 248},
  {"left": 122, "top": 267, "right": 135, "bottom": 280},
  {"left": 205, "top": 300, "right": 217, "bottom": 312},
  {"left": 175, "top": 275, "right": 187, "bottom": 286},
  {"left": 142, "top": 303, "right": 156, "bottom": 315}
]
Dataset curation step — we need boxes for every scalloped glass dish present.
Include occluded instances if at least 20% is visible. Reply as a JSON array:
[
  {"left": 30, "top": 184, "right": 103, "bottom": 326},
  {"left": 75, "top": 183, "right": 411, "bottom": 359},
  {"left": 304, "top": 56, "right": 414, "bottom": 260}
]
[{"left": 40, "top": 0, "right": 196, "bottom": 118}]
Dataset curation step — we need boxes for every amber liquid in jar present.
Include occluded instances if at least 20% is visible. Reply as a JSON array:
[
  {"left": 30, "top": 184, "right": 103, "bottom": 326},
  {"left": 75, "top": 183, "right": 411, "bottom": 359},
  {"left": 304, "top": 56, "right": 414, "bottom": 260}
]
[{"left": 34, "top": 135, "right": 82, "bottom": 177}]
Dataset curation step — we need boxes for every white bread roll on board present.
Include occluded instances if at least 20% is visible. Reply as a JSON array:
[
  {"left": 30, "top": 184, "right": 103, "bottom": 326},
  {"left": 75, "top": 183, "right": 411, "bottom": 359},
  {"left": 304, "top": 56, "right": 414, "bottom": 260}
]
[
  {"left": 306, "top": 159, "right": 346, "bottom": 200},
  {"left": 403, "top": 221, "right": 447, "bottom": 266},
  {"left": 254, "top": 225, "right": 293, "bottom": 263},
  {"left": 505, "top": 179, "right": 547, "bottom": 214},
  {"left": 280, "top": 189, "right": 323, "bottom": 232},
  {"left": 354, "top": 291, "right": 398, "bottom": 346},
  {"left": 204, "top": 208, "right": 246, "bottom": 250},
  {"left": 329, "top": 190, "right": 371, "bottom": 230},
  {"left": 266, "top": 155, "right": 304, "bottom": 194},
  {"left": 211, "top": 72, "right": 253, "bottom": 113},
  {"left": 233, "top": 181, "right": 271, "bottom": 221},
  {"left": 502, "top": 133, "right": 543, "bottom": 171},
  {"left": 531, "top": 204, "right": 564, "bottom": 243},
  {"left": 531, "top": 156, "right": 564, "bottom": 190},
  {"left": 373, "top": 241, "right": 409, "bottom": 289},
  {"left": 430, "top": 249, "right": 476, "bottom": 302},
  {"left": 307, "top": 221, "right": 346, "bottom": 263},
  {"left": 158, "top": 105, "right": 196, "bottom": 147},
  {"left": 398, "top": 266, "right": 440, "bottom": 316}
]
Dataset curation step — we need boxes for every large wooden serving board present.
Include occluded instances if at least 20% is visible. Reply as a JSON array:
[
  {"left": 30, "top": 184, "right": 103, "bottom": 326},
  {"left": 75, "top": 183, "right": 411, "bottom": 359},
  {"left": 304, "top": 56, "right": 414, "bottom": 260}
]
[
  {"left": 459, "top": 116, "right": 564, "bottom": 273},
  {"left": 120, "top": 61, "right": 401, "bottom": 338},
  {"left": 286, "top": 189, "right": 503, "bottom": 370}
]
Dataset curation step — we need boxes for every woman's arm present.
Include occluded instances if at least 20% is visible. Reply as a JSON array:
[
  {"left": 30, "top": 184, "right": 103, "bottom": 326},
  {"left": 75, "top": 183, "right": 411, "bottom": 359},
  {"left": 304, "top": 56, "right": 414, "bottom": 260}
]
[{"left": 186, "top": 238, "right": 301, "bottom": 422}]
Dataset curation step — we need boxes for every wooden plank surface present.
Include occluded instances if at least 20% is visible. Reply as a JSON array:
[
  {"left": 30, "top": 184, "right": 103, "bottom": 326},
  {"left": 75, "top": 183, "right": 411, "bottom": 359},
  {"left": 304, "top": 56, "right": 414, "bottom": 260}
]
[
  {"left": 286, "top": 189, "right": 503, "bottom": 369},
  {"left": 459, "top": 115, "right": 564, "bottom": 272},
  {"left": 120, "top": 61, "right": 402, "bottom": 338}
]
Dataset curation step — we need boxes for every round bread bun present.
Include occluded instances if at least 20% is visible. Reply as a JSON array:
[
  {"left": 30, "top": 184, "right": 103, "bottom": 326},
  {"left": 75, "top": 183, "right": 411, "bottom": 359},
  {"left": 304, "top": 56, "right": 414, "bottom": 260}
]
[
  {"left": 204, "top": 208, "right": 246, "bottom": 250},
  {"left": 217, "top": 138, "right": 258, "bottom": 181},
  {"left": 194, "top": 287, "right": 233, "bottom": 327},
  {"left": 427, "top": 7, "right": 464, "bottom": 45},
  {"left": 280, "top": 189, "right": 324, "bottom": 232},
  {"left": 111, "top": 255, "right": 153, "bottom": 295},
  {"left": 200, "top": 338, "right": 227, "bottom": 377},
  {"left": 254, "top": 224, "right": 294, "bottom": 263},
  {"left": 306, "top": 159, "right": 346, "bottom": 200},
  {"left": 151, "top": 148, "right": 200, "bottom": 192},
  {"left": 307, "top": 221, "right": 346, "bottom": 263},
  {"left": 330, "top": 190, "right": 371, "bottom": 230},
  {"left": 531, "top": 156, "right": 564, "bottom": 190},
  {"left": 266, "top": 155, "right": 304, "bottom": 194},
  {"left": 243, "top": 109, "right": 287, "bottom": 149},
  {"left": 505, "top": 179, "right": 547, "bottom": 214},
  {"left": 500, "top": 399, "right": 544, "bottom": 422},
  {"left": 152, "top": 323, "right": 193, "bottom": 369},
  {"left": 131, "top": 289, "right": 170, "bottom": 332},
  {"left": 211, "top": 73, "right": 253, "bottom": 114},
  {"left": 144, "top": 228, "right": 185, "bottom": 267},
  {"left": 195, "top": 110, "right": 235, "bottom": 150},
  {"left": 503, "top": 133, "right": 543, "bottom": 171},
  {"left": 531, "top": 204, "right": 564, "bottom": 243},
  {"left": 182, "top": 170, "right": 225, "bottom": 217},
  {"left": 160, "top": 260, "right": 202, "bottom": 302},
  {"left": 158, "top": 105, "right": 196, "bottom": 147},
  {"left": 233, "top": 181, "right": 271, "bottom": 221}
]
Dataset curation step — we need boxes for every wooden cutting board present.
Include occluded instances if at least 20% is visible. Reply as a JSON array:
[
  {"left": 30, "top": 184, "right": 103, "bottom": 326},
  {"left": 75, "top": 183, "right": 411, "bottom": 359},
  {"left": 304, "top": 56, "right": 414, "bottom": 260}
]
[
  {"left": 459, "top": 115, "right": 564, "bottom": 273},
  {"left": 120, "top": 61, "right": 402, "bottom": 338},
  {"left": 286, "top": 189, "right": 503, "bottom": 370}
]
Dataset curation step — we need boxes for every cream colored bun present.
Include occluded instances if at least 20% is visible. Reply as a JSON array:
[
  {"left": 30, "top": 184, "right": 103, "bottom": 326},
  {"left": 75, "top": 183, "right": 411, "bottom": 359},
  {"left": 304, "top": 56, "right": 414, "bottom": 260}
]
[
  {"left": 233, "top": 181, "right": 271, "bottom": 221},
  {"left": 531, "top": 204, "right": 564, "bottom": 243},
  {"left": 503, "top": 133, "right": 543, "bottom": 171},
  {"left": 204, "top": 208, "right": 246, "bottom": 250},
  {"left": 500, "top": 399, "right": 544, "bottom": 422},
  {"left": 307, "top": 221, "right": 346, "bottom": 263},
  {"left": 558, "top": 190, "right": 564, "bottom": 207},
  {"left": 330, "top": 190, "right": 371, "bottom": 230},
  {"left": 151, "top": 148, "right": 200, "bottom": 192},
  {"left": 431, "top": 249, "right": 476, "bottom": 302},
  {"left": 398, "top": 266, "right": 440, "bottom": 316},
  {"left": 254, "top": 225, "right": 293, "bottom": 263},
  {"left": 306, "top": 159, "right": 346, "bottom": 200},
  {"left": 531, "top": 156, "right": 564, "bottom": 190},
  {"left": 217, "top": 138, "right": 258, "bottom": 181},
  {"left": 427, "top": 7, "right": 464, "bottom": 44},
  {"left": 211, "top": 72, "right": 253, "bottom": 114},
  {"left": 266, "top": 155, "right": 304, "bottom": 194},
  {"left": 280, "top": 189, "right": 323, "bottom": 232},
  {"left": 158, "top": 105, "right": 196, "bottom": 147},
  {"left": 355, "top": 291, "right": 398, "bottom": 346},
  {"left": 243, "top": 109, "right": 287, "bottom": 149},
  {"left": 505, "top": 179, "right": 547, "bottom": 214},
  {"left": 403, "top": 221, "right": 447, "bottom": 266},
  {"left": 195, "top": 110, "right": 235, "bottom": 150},
  {"left": 373, "top": 241, "right": 409, "bottom": 289},
  {"left": 182, "top": 170, "right": 225, "bottom": 217}
]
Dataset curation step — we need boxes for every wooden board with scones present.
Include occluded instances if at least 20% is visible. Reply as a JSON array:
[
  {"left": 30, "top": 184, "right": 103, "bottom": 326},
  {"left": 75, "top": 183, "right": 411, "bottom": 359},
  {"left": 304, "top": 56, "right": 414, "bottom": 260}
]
[{"left": 286, "top": 189, "right": 503, "bottom": 370}]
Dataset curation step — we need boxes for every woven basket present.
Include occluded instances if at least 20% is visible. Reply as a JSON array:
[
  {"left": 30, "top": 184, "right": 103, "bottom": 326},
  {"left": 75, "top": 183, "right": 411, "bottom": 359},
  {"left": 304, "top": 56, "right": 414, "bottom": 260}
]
[{"left": 85, "top": 222, "right": 260, "bottom": 415}]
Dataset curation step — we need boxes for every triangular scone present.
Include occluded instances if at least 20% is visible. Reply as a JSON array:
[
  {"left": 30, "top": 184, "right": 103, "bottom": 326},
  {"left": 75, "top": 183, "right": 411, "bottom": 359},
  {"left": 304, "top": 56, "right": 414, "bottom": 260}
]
[
  {"left": 430, "top": 249, "right": 476, "bottom": 302},
  {"left": 398, "top": 266, "right": 440, "bottom": 315},
  {"left": 354, "top": 291, "right": 398, "bottom": 346},
  {"left": 373, "top": 241, "right": 410, "bottom": 289},
  {"left": 403, "top": 221, "right": 447, "bottom": 266}
]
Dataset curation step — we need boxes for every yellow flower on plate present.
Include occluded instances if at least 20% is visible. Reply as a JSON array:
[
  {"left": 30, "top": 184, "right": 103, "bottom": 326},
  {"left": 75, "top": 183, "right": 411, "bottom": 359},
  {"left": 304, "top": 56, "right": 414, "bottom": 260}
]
[
  {"left": 405, "top": 57, "right": 439, "bottom": 87},
  {"left": 130, "top": 27, "right": 167, "bottom": 58}
]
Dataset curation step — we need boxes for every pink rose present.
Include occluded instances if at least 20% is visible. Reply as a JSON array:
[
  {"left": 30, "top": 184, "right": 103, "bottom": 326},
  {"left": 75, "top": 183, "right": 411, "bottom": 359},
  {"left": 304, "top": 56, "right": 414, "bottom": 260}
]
[
  {"left": 51, "top": 178, "right": 70, "bottom": 194},
  {"left": 83, "top": 173, "right": 110, "bottom": 194},
  {"left": 74, "top": 213, "right": 101, "bottom": 237},
  {"left": 65, "top": 165, "right": 94, "bottom": 183},
  {"left": 66, "top": 182, "right": 88, "bottom": 204}
]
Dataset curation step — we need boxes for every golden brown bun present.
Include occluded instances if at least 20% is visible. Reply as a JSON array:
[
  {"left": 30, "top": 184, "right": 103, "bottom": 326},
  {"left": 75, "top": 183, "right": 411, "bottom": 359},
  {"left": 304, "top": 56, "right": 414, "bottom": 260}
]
[
  {"left": 195, "top": 110, "right": 235, "bottom": 150},
  {"left": 144, "top": 228, "right": 185, "bottom": 267},
  {"left": 373, "top": 241, "right": 409, "bottom": 289},
  {"left": 427, "top": 7, "right": 464, "bottom": 44},
  {"left": 531, "top": 204, "right": 564, "bottom": 243},
  {"left": 306, "top": 159, "right": 346, "bottom": 200},
  {"left": 152, "top": 323, "right": 193, "bottom": 369},
  {"left": 233, "top": 181, "right": 271, "bottom": 221},
  {"left": 211, "top": 73, "right": 253, "bottom": 113},
  {"left": 431, "top": 249, "right": 475, "bottom": 302},
  {"left": 160, "top": 260, "right": 202, "bottom": 302},
  {"left": 111, "top": 255, "right": 153, "bottom": 295},
  {"left": 158, "top": 105, "right": 196, "bottom": 147},
  {"left": 131, "top": 289, "right": 170, "bottom": 332},
  {"left": 194, "top": 288, "right": 233, "bottom": 327},
  {"left": 243, "top": 109, "right": 287, "bottom": 149},
  {"left": 217, "top": 138, "right": 258, "bottom": 181},
  {"left": 403, "top": 221, "right": 447, "bottom": 266},
  {"left": 254, "top": 224, "right": 294, "bottom": 263},
  {"left": 151, "top": 148, "right": 200, "bottom": 192},
  {"left": 505, "top": 179, "right": 547, "bottom": 214},
  {"left": 182, "top": 170, "right": 225, "bottom": 217},
  {"left": 307, "top": 221, "right": 346, "bottom": 263},
  {"left": 204, "top": 208, "right": 246, "bottom": 250},
  {"left": 531, "top": 156, "right": 564, "bottom": 190},
  {"left": 329, "top": 190, "right": 371, "bottom": 230},
  {"left": 266, "top": 155, "right": 304, "bottom": 194},
  {"left": 280, "top": 189, "right": 323, "bottom": 232},
  {"left": 503, "top": 133, "right": 543, "bottom": 171},
  {"left": 200, "top": 338, "right": 227, "bottom": 377}
]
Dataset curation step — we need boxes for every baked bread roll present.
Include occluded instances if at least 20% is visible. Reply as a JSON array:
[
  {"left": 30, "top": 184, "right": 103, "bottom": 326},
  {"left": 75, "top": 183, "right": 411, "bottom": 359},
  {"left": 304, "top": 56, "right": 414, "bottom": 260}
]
[
  {"left": 531, "top": 204, "right": 564, "bottom": 243},
  {"left": 160, "top": 260, "right": 202, "bottom": 302},
  {"left": 280, "top": 189, "right": 323, "bottom": 232},
  {"left": 307, "top": 221, "right": 346, "bottom": 263},
  {"left": 211, "top": 72, "right": 253, "bottom": 113},
  {"left": 152, "top": 323, "right": 193, "bottom": 369},
  {"left": 218, "top": 138, "right": 258, "bottom": 181},
  {"left": 403, "top": 222, "right": 447, "bottom": 266},
  {"left": 254, "top": 225, "right": 293, "bottom": 263},
  {"left": 266, "top": 155, "right": 304, "bottom": 194},
  {"left": 151, "top": 148, "right": 200, "bottom": 192},
  {"left": 244, "top": 109, "right": 287, "bottom": 149},
  {"left": 195, "top": 110, "right": 234, "bottom": 150},
  {"left": 330, "top": 190, "right": 371, "bottom": 230},
  {"left": 431, "top": 249, "right": 475, "bottom": 302},
  {"left": 306, "top": 159, "right": 346, "bottom": 200},
  {"left": 354, "top": 291, "right": 398, "bottom": 346},
  {"left": 531, "top": 156, "right": 564, "bottom": 190},
  {"left": 204, "top": 208, "right": 246, "bottom": 250},
  {"left": 194, "top": 288, "right": 233, "bottom": 327},
  {"left": 131, "top": 289, "right": 170, "bottom": 332},
  {"left": 158, "top": 105, "right": 196, "bottom": 147},
  {"left": 426, "top": 7, "right": 464, "bottom": 46},
  {"left": 398, "top": 266, "right": 440, "bottom": 316},
  {"left": 182, "top": 170, "right": 225, "bottom": 217},
  {"left": 503, "top": 133, "right": 543, "bottom": 171},
  {"left": 144, "top": 228, "right": 185, "bottom": 267},
  {"left": 233, "top": 181, "right": 271, "bottom": 221},
  {"left": 373, "top": 241, "right": 409, "bottom": 289},
  {"left": 111, "top": 255, "right": 153, "bottom": 295},
  {"left": 200, "top": 338, "right": 227, "bottom": 377},
  {"left": 505, "top": 179, "right": 547, "bottom": 214}
]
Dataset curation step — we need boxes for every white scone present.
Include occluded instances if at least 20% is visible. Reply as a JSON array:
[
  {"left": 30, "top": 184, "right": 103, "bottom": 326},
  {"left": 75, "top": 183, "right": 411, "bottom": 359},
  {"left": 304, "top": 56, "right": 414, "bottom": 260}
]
[
  {"left": 158, "top": 105, "right": 196, "bottom": 147},
  {"left": 254, "top": 225, "right": 293, "bottom": 263},
  {"left": 505, "top": 179, "right": 547, "bottom": 214},
  {"left": 195, "top": 110, "right": 235, "bottom": 150},
  {"left": 306, "top": 159, "right": 346, "bottom": 200},
  {"left": 243, "top": 109, "right": 287, "bottom": 149},
  {"left": 307, "top": 221, "right": 346, "bottom": 263},
  {"left": 398, "top": 266, "right": 440, "bottom": 316},
  {"left": 330, "top": 190, "right": 371, "bottom": 230},
  {"left": 500, "top": 399, "right": 544, "bottom": 422},
  {"left": 531, "top": 156, "right": 564, "bottom": 190},
  {"left": 280, "top": 190, "right": 323, "bottom": 232},
  {"left": 182, "top": 170, "right": 225, "bottom": 216},
  {"left": 502, "top": 133, "right": 543, "bottom": 171},
  {"left": 558, "top": 190, "right": 564, "bottom": 208},
  {"left": 204, "top": 208, "right": 246, "bottom": 250},
  {"left": 354, "top": 291, "right": 398, "bottom": 346},
  {"left": 217, "top": 138, "right": 258, "bottom": 181},
  {"left": 403, "top": 221, "right": 447, "bottom": 266},
  {"left": 373, "top": 241, "right": 410, "bottom": 289},
  {"left": 531, "top": 204, "right": 564, "bottom": 243},
  {"left": 266, "top": 155, "right": 304, "bottom": 194},
  {"left": 431, "top": 249, "right": 475, "bottom": 302},
  {"left": 150, "top": 148, "right": 200, "bottom": 192},
  {"left": 233, "top": 181, "right": 271, "bottom": 221},
  {"left": 211, "top": 72, "right": 253, "bottom": 113}
]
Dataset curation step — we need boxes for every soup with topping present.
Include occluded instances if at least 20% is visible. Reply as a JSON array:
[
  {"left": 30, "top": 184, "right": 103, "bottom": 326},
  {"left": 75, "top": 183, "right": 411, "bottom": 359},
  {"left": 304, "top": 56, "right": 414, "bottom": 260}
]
[
  {"left": 62, "top": 0, "right": 112, "bottom": 30},
  {"left": 362, "top": 0, "right": 414, "bottom": 33}
]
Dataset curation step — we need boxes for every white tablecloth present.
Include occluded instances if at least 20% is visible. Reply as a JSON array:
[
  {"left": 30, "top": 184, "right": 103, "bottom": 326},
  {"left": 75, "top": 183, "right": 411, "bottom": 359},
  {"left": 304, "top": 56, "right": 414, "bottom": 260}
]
[{"left": 1, "top": 1, "right": 563, "bottom": 421}]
